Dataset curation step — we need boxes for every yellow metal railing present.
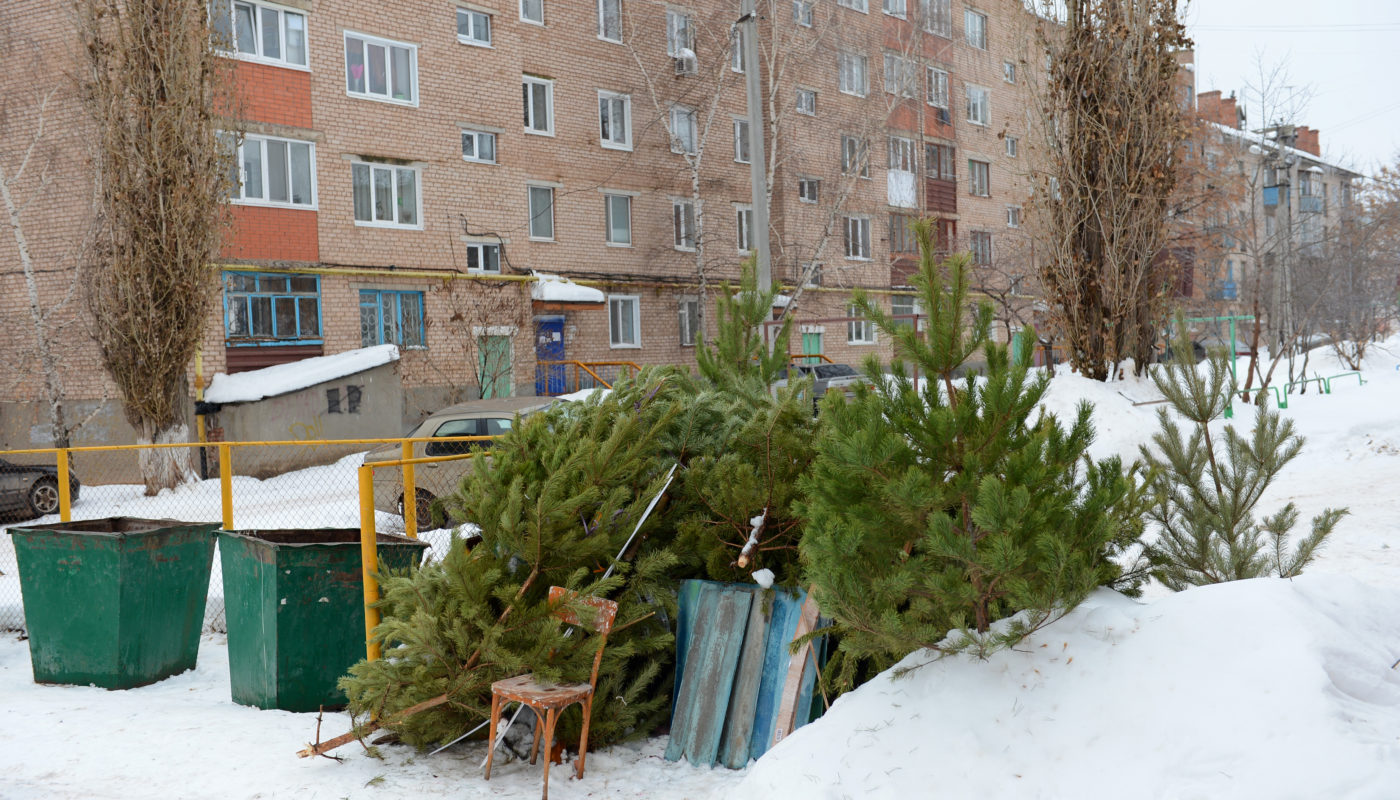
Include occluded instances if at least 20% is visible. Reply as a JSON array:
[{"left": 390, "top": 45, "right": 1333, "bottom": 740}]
[{"left": 536, "top": 360, "right": 641, "bottom": 395}]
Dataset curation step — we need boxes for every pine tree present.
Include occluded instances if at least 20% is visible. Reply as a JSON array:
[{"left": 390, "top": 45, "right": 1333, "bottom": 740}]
[
  {"left": 1142, "top": 318, "right": 1346, "bottom": 590},
  {"left": 799, "top": 221, "right": 1146, "bottom": 690}
]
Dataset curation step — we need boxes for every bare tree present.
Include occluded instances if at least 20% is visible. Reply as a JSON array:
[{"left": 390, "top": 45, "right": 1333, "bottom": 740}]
[
  {"left": 1318, "top": 164, "right": 1400, "bottom": 369},
  {"left": 77, "top": 0, "right": 233, "bottom": 493},
  {"left": 428, "top": 278, "right": 533, "bottom": 402}
]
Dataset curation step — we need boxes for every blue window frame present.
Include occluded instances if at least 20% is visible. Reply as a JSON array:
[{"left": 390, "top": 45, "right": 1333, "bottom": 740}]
[
  {"left": 360, "top": 290, "right": 426, "bottom": 348},
  {"left": 224, "top": 271, "right": 322, "bottom": 344}
]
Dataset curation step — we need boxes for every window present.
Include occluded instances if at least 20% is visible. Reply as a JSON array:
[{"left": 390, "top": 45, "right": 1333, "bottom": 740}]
[
  {"left": 465, "top": 242, "right": 501, "bottom": 273},
  {"left": 528, "top": 185, "right": 554, "bottom": 240},
  {"left": 888, "top": 136, "right": 916, "bottom": 172},
  {"left": 224, "top": 271, "right": 320, "bottom": 343},
  {"left": 210, "top": 0, "right": 307, "bottom": 68},
  {"left": 793, "top": 1, "right": 814, "bottom": 26},
  {"left": 841, "top": 135, "right": 869, "bottom": 178},
  {"left": 734, "top": 119, "right": 751, "bottom": 163},
  {"left": 801, "top": 262, "right": 823, "bottom": 287},
  {"left": 798, "top": 177, "right": 820, "bottom": 203},
  {"left": 838, "top": 52, "right": 868, "bottom": 96},
  {"left": 1006, "top": 206, "right": 1021, "bottom": 228},
  {"left": 598, "top": 0, "right": 621, "bottom": 41},
  {"left": 736, "top": 205, "right": 754, "bottom": 253},
  {"left": 890, "top": 214, "right": 918, "bottom": 254},
  {"left": 360, "top": 290, "right": 425, "bottom": 348},
  {"left": 731, "top": 28, "right": 746, "bottom": 73},
  {"left": 598, "top": 91, "right": 631, "bottom": 150},
  {"left": 673, "top": 199, "right": 696, "bottom": 250},
  {"left": 230, "top": 134, "right": 315, "bottom": 207},
  {"left": 925, "top": 143, "right": 955, "bottom": 179},
  {"left": 848, "top": 304, "right": 875, "bottom": 344},
  {"left": 1005, "top": 136, "right": 1018, "bottom": 158},
  {"left": 670, "top": 105, "right": 697, "bottom": 155},
  {"left": 523, "top": 76, "right": 554, "bottom": 135},
  {"left": 796, "top": 88, "right": 817, "bottom": 116},
  {"left": 456, "top": 8, "right": 491, "bottom": 46},
  {"left": 609, "top": 295, "right": 640, "bottom": 347},
  {"left": 344, "top": 31, "right": 416, "bottom": 104},
  {"left": 667, "top": 11, "right": 694, "bottom": 58},
  {"left": 927, "top": 66, "right": 949, "bottom": 108},
  {"left": 520, "top": 0, "right": 543, "bottom": 25},
  {"left": 1003, "top": 60, "right": 1016, "bottom": 84},
  {"left": 892, "top": 294, "right": 921, "bottom": 328},
  {"left": 966, "top": 85, "right": 989, "bottom": 125},
  {"left": 604, "top": 193, "right": 631, "bottom": 245},
  {"left": 679, "top": 298, "right": 701, "bottom": 346},
  {"left": 351, "top": 162, "right": 420, "bottom": 227},
  {"left": 969, "top": 231, "right": 992, "bottom": 265},
  {"left": 844, "top": 216, "right": 870, "bottom": 259},
  {"left": 968, "top": 159, "right": 990, "bottom": 196},
  {"left": 884, "top": 0, "right": 907, "bottom": 17},
  {"left": 921, "top": 0, "right": 951, "bottom": 36},
  {"left": 884, "top": 53, "right": 916, "bottom": 97},
  {"left": 461, "top": 129, "right": 497, "bottom": 163},
  {"left": 838, "top": 0, "right": 869, "bottom": 10},
  {"left": 964, "top": 9, "right": 987, "bottom": 49}
]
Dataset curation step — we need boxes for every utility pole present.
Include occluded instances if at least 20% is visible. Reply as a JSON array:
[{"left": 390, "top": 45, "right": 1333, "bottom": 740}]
[{"left": 739, "top": 0, "right": 771, "bottom": 291}]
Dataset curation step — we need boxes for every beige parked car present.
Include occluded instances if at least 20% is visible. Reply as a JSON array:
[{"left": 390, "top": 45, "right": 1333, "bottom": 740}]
[{"left": 366, "top": 396, "right": 557, "bottom": 525}]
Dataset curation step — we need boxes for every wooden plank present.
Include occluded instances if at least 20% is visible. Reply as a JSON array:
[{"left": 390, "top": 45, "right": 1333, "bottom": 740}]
[
  {"left": 664, "top": 583, "right": 752, "bottom": 766},
  {"left": 669, "top": 579, "right": 706, "bottom": 714},
  {"left": 718, "top": 589, "right": 770, "bottom": 769},
  {"left": 771, "top": 590, "right": 820, "bottom": 748},
  {"left": 748, "top": 587, "right": 803, "bottom": 763}
]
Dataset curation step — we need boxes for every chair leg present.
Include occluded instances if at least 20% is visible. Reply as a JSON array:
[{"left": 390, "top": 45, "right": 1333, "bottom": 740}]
[
  {"left": 484, "top": 692, "right": 502, "bottom": 781},
  {"left": 540, "top": 706, "right": 558, "bottom": 800},
  {"left": 529, "top": 707, "right": 543, "bottom": 765},
  {"left": 575, "top": 695, "right": 594, "bottom": 780}
]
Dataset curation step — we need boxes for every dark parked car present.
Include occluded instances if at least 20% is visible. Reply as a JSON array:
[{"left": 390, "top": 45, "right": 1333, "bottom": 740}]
[
  {"left": 0, "top": 458, "right": 81, "bottom": 519},
  {"left": 772, "top": 363, "right": 868, "bottom": 413}
]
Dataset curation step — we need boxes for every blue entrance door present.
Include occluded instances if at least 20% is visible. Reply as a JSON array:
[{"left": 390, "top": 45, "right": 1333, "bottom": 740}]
[{"left": 534, "top": 316, "right": 566, "bottom": 395}]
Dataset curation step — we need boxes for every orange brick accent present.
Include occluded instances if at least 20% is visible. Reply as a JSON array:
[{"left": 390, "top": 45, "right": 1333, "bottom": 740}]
[
  {"left": 224, "top": 205, "right": 319, "bottom": 262},
  {"left": 225, "top": 61, "right": 313, "bottom": 129}
]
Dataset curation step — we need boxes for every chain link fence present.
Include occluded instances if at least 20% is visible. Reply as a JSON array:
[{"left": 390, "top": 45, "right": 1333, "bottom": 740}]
[{"left": 0, "top": 440, "right": 462, "bottom": 635}]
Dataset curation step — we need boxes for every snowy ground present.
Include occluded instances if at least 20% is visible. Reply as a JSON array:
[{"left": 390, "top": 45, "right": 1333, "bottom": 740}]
[{"left": 3, "top": 340, "right": 1399, "bottom": 798}]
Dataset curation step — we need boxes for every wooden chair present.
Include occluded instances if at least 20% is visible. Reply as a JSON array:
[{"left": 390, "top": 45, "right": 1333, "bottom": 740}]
[{"left": 484, "top": 586, "right": 618, "bottom": 800}]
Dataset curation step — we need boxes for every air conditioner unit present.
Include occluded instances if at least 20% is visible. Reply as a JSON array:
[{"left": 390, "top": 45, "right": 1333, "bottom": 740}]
[{"left": 674, "top": 49, "right": 697, "bottom": 76}]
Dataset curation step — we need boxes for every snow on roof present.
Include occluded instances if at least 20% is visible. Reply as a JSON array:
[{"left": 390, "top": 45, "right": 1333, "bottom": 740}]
[
  {"left": 1207, "top": 121, "right": 1362, "bottom": 177},
  {"left": 772, "top": 294, "right": 792, "bottom": 308},
  {"left": 204, "top": 344, "right": 399, "bottom": 404},
  {"left": 531, "top": 272, "right": 606, "bottom": 304}
]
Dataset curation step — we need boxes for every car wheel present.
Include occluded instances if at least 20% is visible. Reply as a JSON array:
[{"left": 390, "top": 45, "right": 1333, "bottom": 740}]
[
  {"left": 27, "top": 478, "right": 60, "bottom": 518},
  {"left": 398, "top": 489, "right": 437, "bottom": 528}
]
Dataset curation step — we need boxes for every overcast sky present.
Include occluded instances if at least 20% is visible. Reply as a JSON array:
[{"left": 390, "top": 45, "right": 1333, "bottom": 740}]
[{"left": 1184, "top": 0, "right": 1399, "bottom": 175}]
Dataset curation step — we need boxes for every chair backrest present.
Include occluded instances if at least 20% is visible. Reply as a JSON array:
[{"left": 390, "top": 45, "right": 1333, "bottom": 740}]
[{"left": 548, "top": 586, "right": 619, "bottom": 690}]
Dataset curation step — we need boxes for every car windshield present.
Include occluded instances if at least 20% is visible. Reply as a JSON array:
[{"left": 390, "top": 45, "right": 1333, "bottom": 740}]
[{"left": 813, "top": 364, "right": 859, "bottom": 379}]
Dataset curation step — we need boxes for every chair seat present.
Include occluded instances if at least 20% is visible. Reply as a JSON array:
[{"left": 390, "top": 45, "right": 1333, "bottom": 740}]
[{"left": 492, "top": 673, "right": 594, "bottom": 708}]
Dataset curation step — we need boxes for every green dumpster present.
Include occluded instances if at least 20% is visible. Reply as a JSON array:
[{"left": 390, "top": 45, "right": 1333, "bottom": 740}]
[
  {"left": 9, "top": 517, "right": 218, "bottom": 690},
  {"left": 218, "top": 528, "right": 428, "bottom": 712}
]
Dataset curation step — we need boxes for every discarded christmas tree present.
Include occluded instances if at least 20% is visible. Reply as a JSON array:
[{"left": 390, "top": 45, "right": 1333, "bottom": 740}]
[
  {"left": 799, "top": 220, "right": 1146, "bottom": 690},
  {"left": 1142, "top": 318, "right": 1346, "bottom": 589}
]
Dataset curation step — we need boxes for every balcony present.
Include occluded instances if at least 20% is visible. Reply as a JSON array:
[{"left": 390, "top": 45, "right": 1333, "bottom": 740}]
[
  {"left": 1262, "top": 186, "right": 1283, "bottom": 207},
  {"left": 1299, "top": 195, "right": 1324, "bottom": 214}
]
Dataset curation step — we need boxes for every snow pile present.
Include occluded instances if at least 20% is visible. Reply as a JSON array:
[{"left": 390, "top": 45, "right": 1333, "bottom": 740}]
[
  {"left": 531, "top": 272, "right": 605, "bottom": 304},
  {"left": 204, "top": 344, "right": 399, "bottom": 404},
  {"left": 730, "top": 576, "right": 1400, "bottom": 799}
]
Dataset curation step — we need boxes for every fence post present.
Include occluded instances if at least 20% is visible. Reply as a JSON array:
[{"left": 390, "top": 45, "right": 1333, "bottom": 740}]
[
  {"left": 359, "top": 464, "right": 382, "bottom": 662},
  {"left": 57, "top": 449, "right": 72, "bottom": 522},
  {"left": 401, "top": 441, "right": 417, "bottom": 539},
  {"left": 219, "top": 443, "right": 233, "bottom": 530}
]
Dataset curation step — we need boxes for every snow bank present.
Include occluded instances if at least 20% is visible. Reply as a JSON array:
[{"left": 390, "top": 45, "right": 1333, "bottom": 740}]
[
  {"left": 531, "top": 272, "right": 605, "bottom": 304},
  {"left": 204, "top": 344, "right": 399, "bottom": 404},
  {"left": 730, "top": 575, "right": 1400, "bottom": 799}
]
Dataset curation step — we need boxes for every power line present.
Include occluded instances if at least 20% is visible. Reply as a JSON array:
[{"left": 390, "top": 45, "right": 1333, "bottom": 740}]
[{"left": 1193, "top": 23, "right": 1400, "bottom": 32}]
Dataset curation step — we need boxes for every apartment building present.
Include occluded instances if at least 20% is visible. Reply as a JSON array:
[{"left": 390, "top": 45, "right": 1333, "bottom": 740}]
[{"left": 0, "top": 0, "right": 1044, "bottom": 448}]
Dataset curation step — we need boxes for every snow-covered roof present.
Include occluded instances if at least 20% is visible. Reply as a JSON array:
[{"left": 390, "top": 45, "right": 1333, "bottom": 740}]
[
  {"left": 204, "top": 344, "right": 399, "bottom": 404},
  {"left": 1207, "top": 121, "right": 1362, "bottom": 178},
  {"left": 531, "top": 272, "right": 606, "bottom": 304}
]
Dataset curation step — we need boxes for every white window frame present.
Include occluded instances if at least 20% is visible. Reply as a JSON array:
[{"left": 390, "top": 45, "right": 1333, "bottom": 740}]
[
  {"left": 841, "top": 135, "right": 870, "bottom": 178},
  {"left": 608, "top": 295, "right": 641, "bottom": 348},
  {"left": 884, "top": 0, "right": 907, "bottom": 17},
  {"left": 597, "top": 0, "right": 621, "bottom": 42},
  {"left": 465, "top": 242, "right": 501, "bottom": 273},
  {"left": 796, "top": 87, "right": 817, "bottom": 116},
  {"left": 734, "top": 118, "right": 751, "bottom": 164},
  {"left": 523, "top": 76, "right": 555, "bottom": 136},
  {"left": 1005, "top": 136, "right": 1018, "bottom": 157},
  {"left": 673, "top": 198, "right": 697, "bottom": 251},
  {"left": 847, "top": 304, "right": 876, "bottom": 344},
  {"left": 884, "top": 53, "right": 916, "bottom": 97},
  {"left": 670, "top": 105, "right": 697, "bottom": 155},
  {"left": 461, "top": 129, "right": 497, "bottom": 164},
  {"left": 344, "top": 30, "right": 418, "bottom": 106},
  {"left": 888, "top": 135, "right": 917, "bottom": 173},
  {"left": 838, "top": 52, "right": 869, "bottom": 97},
  {"left": 213, "top": 0, "right": 309, "bottom": 69},
  {"left": 798, "top": 177, "right": 819, "bottom": 204},
  {"left": 844, "top": 216, "right": 871, "bottom": 260},
  {"left": 969, "top": 159, "right": 990, "bottom": 196},
  {"left": 678, "top": 297, "right": 701, "bottom": 347},
  {"left": 667, "top": 10, "right": 694, "bottom": 58},
  {"left": 1003, "top": 60, "right": 1016, "bottom": 84},
  {"left": 1006, "top": 205, "right": 1022, "bottom": 228},
  {"left": 966, "top": 84, "right": 989, "bottom": 126},
  {"left": 598, "top": 90, "right": 632, "bottom": 150},
  {"left": 456, "top": 7, "right": 492, "bottom": 47},
  {"left": 838, "top": 0, "right": 869, "bottom": 11},
  {"left": 970, "top": 231, "right": 992, "bottom": 265},
  {"left": 731, "top": 28, "right": 746, "bottom": 73},
  {"left": 351, "top": 161, "right": 422, "bottom": 229},
  {"left": 230, "top": 133, "right": 317, "bottom": 209},
  {"left": 736, "top": 204, "right": 755, "bottom": 254},
  {"left": 604, "top": 193, "right": 632, "bottom": 246},
  {"left": 922, "top": 0, "right": 951, "bottom": 36},
  {"left": 965, "top": 9, "right": 987, "bottom": 49},
  {"left": 927, "top": 66, "right": 950, "bottom": 109},
  {"left": 520, "top": 0, "right": 544, "bottom": 25},
  {"left": 528, "top": 184, "right": 555, "bottom": 241},
  {"left": 793, "top": 0, "right": 814, "bottom": 26}
]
